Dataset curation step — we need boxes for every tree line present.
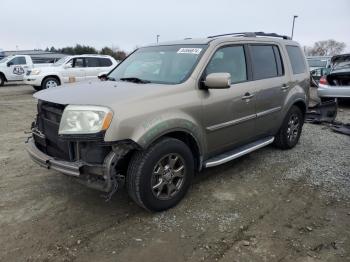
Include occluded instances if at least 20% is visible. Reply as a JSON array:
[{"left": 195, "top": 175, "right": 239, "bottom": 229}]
[
  {"left": 45, "top": 44, "right": 127, "bottom": 61},
  {"left": 304, "top": 39, "right": 346, "bottom": 56}
]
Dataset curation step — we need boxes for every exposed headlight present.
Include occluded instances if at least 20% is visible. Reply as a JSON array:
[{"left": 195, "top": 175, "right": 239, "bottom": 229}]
[
  {"left": 59, "top": 105, "right": 113, "bottom": 135},
  {"left": 31, "top": 69, "right": 41, "bottom": 75}
]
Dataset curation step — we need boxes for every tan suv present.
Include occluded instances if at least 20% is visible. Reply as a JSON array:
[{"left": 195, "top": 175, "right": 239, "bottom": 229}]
[{"left": 26, "top": 32, "right": 309, "bottom": 211}]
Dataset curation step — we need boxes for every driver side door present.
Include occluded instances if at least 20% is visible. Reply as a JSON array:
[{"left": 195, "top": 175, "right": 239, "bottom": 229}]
[
  {"left": 6, "top": 56, "right": 28, "bottom": 81},
  {"left": 202, "top": 45, "right": 257, "bottom": 156},
  {"left": 61, "top": 57, "right": 86, "bottom": 84}
]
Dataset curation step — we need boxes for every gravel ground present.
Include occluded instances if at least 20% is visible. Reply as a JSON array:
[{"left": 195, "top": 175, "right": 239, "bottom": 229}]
[{"left": 0, "top": 85, "right": 349, "bottom": 262}]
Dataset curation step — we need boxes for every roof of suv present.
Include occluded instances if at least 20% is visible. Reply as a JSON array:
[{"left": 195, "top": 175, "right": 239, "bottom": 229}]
[{"left": 146, "top": 32, "right": 299, "bottom": 47}]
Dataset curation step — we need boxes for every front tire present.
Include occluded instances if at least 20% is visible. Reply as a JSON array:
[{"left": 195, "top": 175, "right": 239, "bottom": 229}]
[
  {"left": 274, "top": 106, "right": 304, "bottom": 149},
  {"left": 33, "top": 86, "right": 42, "bottom": 91},
  {"left": 127, "top": 137, "right": 194, "bottom": 212},
  {"left": 41, "top": 77, "right": 59, "bottom": 89}
]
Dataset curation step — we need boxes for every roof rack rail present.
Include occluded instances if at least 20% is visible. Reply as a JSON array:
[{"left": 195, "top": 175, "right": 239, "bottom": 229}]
[{"left": 207, "top": 32, "right": 291, "bottom": 40}]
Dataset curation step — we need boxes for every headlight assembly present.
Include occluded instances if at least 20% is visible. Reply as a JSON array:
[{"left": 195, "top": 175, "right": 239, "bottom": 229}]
[
  {"left": 58, "top": 105, "right": 113, "bottom": 135},
  {"left": 31, "top": 69, "right": 41, "bottom": 75}
]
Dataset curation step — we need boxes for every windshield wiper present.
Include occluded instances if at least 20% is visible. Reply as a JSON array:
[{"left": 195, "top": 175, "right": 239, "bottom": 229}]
[{"left": 120, "top": 77, "right": 151, "bottom": 84}]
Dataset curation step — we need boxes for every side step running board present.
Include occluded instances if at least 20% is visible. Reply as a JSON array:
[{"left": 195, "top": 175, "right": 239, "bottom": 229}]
[{"left": 204, "top": 137, "right": 274, "bottom": 168}]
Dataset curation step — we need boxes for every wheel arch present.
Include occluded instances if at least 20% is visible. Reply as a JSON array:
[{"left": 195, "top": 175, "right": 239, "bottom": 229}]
[
  {"left": 0, "top": 71, "right": 7, "bottom": 81},
  {"left": 291, "top": 99, "right": 307, "bottom": 117},
  {"left": 141, "top": 129, "right": 203, "bottom": 172}
]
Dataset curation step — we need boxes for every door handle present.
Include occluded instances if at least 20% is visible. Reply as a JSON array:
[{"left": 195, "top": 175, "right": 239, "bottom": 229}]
[
  {"left": 281, "top": 84, "right": 289, "bottom": 91},
  {"left": 242, "top": 92, "right": 254, "bottom": 100}
]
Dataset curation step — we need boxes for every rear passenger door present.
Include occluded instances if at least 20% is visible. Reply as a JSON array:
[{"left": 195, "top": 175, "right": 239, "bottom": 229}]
[{"left": 248, "top": 44, "right": 289, "bottom": 137}]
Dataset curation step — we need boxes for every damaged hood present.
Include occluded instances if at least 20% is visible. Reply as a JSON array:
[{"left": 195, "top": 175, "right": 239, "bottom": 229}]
[{"left": 34, "top": 79, "right": 174, "bottom": 107}]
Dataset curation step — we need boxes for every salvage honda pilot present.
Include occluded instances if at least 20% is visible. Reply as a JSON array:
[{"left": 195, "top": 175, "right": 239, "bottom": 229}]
[{"left": 26, "top": 32, "right": 309, "bottom": 212}]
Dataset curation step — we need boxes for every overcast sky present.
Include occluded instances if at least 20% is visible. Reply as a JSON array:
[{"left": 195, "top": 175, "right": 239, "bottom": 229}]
[{"left": 1, "top": 0, "right": 350, "bottom": 52}]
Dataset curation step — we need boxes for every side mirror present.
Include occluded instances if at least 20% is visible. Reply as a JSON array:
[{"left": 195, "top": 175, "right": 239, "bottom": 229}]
[
  {"left": 98, "top": 73, "right": 108, "bottom": 81},
  {"left": 204, "top": 73, "right": 231, "bottom": 89},
  {"left": 63, "top": 63, "right": 72, "bottom": 69},
  {"left": 7, "top": 62, "right": 13, "bottom": 67}
]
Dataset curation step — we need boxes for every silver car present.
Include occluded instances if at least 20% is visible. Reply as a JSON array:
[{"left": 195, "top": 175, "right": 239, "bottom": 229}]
[{"left": 318, "top": 54, "right": 350, "bottom": 99}]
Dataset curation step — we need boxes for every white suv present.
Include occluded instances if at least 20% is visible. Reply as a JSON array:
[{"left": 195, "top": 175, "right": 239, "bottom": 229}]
[{"left": 24, "top": 55, "right": 118, "bottom": 91}]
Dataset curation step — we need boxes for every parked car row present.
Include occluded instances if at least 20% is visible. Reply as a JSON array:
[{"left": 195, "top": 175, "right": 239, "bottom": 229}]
[{"left": 0, "top": 54, "right": 118, "bottom": 90}]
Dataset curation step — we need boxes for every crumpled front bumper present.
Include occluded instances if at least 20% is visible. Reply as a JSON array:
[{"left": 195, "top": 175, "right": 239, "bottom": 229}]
[{"left": 26, "top": 138, "right": 83, "bottom": 176}]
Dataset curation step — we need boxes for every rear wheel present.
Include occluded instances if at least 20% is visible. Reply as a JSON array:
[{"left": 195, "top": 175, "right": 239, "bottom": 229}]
[
  {"left": 127, "top": 137, "right": 194, "bottom": 212},
  {"left": 274, "top": 106, "right": 304, "bottom": 149},
  {"left": 41, "top": 77, "right": 59, "bottom": 89},
  {"left": 0, "top": 74, "right": 4, "bottom": 86}
]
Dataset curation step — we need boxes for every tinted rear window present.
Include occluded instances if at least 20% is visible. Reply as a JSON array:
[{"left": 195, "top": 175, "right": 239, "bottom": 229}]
[
  {"left": 250, "top": 45, "right": 279, "bottom": 80},
  {"left": 99, "top": 58, "right": 112, "bottom": 67},
  {"left": 286, "top": 46, "right": 306, "bottom": 74}
]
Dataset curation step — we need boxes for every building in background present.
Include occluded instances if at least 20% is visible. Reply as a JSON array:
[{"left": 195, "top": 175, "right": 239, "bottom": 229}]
[{"left": 0, "top": 50, "right": 66, "bottom": 63}]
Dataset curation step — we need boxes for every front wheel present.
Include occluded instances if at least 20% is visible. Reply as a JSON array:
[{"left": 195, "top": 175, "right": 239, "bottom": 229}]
[
  {"left": 126, "top": 137, "right": 194, "bottom": 212},
  {"left": 33, "top": 86, "right": 42, "bottom": 91},
  {"left": 41, "top": 77, "right": 59, "bottom": 89},
  {"left": 274, "top": 106, "right": 304, "bottom": 149}
]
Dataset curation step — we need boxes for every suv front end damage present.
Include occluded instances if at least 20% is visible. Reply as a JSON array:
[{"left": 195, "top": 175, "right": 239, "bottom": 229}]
[{"left": 26, "top": 100, "right": 137, "bottom": 195}]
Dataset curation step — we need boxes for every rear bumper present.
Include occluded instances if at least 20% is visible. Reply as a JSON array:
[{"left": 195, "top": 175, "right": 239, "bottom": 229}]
[
  {"left": 318, "top": 84, "right": 350, "bottom": 98},
  {"left": 26, "top": 137, "right": 83, "bottom": 176}
]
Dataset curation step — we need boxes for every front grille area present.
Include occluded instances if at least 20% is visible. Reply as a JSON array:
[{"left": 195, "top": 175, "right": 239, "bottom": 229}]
[{"left": 34, "top": 100, "right": 74, "bottom": 161}]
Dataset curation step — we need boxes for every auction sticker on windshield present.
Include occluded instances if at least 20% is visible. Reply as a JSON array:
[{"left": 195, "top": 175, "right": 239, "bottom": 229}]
[{"left": 177, "top": 48, "right": 202, "bottom": 55}]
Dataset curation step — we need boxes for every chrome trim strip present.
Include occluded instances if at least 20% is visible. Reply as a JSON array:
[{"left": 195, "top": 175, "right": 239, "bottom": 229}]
[
  {"left": 256, "top": 106, "right": 282, "bottom": 118},
  {"left": 205, "top": 137, "right": 275, "bottom": 168},
  {"left": 206, "top": 114, "right": 256, "bottom": 131}
]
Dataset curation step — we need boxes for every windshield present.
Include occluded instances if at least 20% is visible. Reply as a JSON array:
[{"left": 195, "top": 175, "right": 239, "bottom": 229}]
[
  {"left": 107, "top": 44, "right": 207, "bottom": 84},
  {"left": 0, "top": 57, "right": 10, "bottom": 63},
  {"left": 307, "top": 59, "right": 328, "bottom": 68},
  {"left": 53, "top": 57, "right": 69, "bottom": 66}
]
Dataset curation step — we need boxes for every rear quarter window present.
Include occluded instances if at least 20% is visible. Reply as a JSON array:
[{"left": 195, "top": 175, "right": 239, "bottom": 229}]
[{"left": 286, "top": 45, "right": 306, "bottom": 74}]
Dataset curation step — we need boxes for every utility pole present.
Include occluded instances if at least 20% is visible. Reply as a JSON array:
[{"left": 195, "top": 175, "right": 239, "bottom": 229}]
[
  {"left": 156, "top": 35, "right": 160, "bottom": 44},
  {"left": 291, "top": 15, "right": 298, "bottom": 39}
]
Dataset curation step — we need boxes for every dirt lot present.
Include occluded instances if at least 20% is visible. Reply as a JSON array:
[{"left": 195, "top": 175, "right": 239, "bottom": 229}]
[{"left": 0, "top": 85, "right": 349, "bottom": 262}]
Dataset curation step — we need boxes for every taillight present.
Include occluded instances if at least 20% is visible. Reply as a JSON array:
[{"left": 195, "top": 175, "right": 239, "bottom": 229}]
[{"left": 319, "top": 76, "right": 328, "bottom": 85}]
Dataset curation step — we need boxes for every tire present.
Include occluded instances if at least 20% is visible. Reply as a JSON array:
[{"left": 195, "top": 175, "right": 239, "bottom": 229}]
[
  {"left": 0, "top": 74, "right": 4, "bottom": 86},
  {"left": 126, "top": 137, "right": 194, "bottom": 212},
  {"left": 41, "top": 77, "right": 59, "bottom": 89},
  {"left": 274, "top": 106, "right": 304, "bottom": 150},
  {"left": 33, "top": 86, "right": 42, "bottom": 91}
]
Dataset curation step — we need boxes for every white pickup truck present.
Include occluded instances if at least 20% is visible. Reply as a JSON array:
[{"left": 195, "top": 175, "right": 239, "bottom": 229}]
[{"left": 0, "top": 55, "right": 48, "bottom": 86}]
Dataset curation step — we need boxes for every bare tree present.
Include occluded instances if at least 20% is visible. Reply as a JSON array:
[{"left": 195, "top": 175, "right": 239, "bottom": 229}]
[{"left": 305, "top": 39, "right": 346, "bottom": 56}]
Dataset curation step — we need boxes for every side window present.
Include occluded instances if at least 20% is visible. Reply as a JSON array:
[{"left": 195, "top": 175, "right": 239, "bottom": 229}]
[
  {"left": 73, "top": 58, "right": 85, "bottom": 68},
  {"left": 10, "top": 56, "right": 26, "bottom": 65},
  {"left": 250, "top": 45, "right": 278, "bottom": 80},
  {"left": 99, "top": 58, "right": 113, "bottom": 67},
  {"left": 206, "top": 45, "right": 247, "bottom": 83},
  {"left": 286, "top": 45, "right": 306, "bottom": 74},
  {"left": 86, "top": 57, "right": 99, "bottom": 67}
]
